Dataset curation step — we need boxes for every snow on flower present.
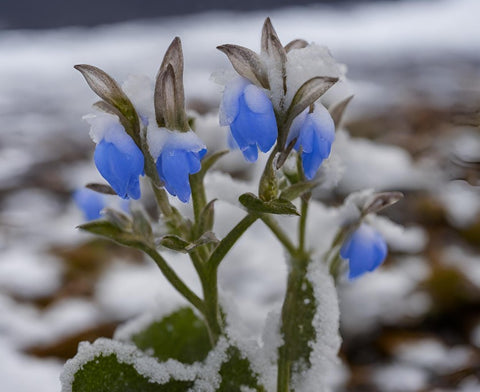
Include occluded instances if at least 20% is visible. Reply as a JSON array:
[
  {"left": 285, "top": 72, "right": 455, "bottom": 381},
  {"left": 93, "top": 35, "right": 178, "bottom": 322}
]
[
  {"left": 85, "top": 112, "right": 144, "bottom": 200},
  {"left": 219, "top": 77, "right": 277, "bottom": 162},
  {"left": 148, "top": 127, "right": 207, "bottom": 202},
  {"left": 340, "top": 223, "right": 388, "bottom": 279},
  {"left": 288, "top": 104, "right": 335, "bottom": 180}
]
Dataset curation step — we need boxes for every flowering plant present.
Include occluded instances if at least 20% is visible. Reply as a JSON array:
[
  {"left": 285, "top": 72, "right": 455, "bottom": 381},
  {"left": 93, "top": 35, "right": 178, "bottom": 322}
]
[{"left": 63, "top": 19, "right": 402, "bottom": 392}]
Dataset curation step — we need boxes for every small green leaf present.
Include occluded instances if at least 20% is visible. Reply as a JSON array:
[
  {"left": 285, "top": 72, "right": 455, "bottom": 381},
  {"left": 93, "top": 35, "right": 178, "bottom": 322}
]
[
  {"left": 199, "top": 150, "right": 229, "bottom": 176},
  {"left": 217, "top": 346, "right": 265, "bottom": 392},
  {"left": 158, "top": 235, "right": 191, "bottom": 252},
  {"left": 71, "top": 354, "right": 193, "bottom": 392},
  {"left": 329, "top": 95, "right": 354, "bottom": 128},
  {"left": 279, "top": 180, "right": 320, "bottom": 201},
  {"left": 103, "top": 208, "right": 132, "bottom": 230},
  {"left": 196, "top": 200, "right": 216, "bottom": 237},
  {"left": 130, "top": 308, "right": 211, "bottom": 364},
  {"left": 131, "top": 207, "right": 153, "bottom": 243},
  {"left": 78, "top": 219, "right": 149, "bottom": 248},
  {"left": 239, "top": 193, "right": 299, "bottom": 215}
]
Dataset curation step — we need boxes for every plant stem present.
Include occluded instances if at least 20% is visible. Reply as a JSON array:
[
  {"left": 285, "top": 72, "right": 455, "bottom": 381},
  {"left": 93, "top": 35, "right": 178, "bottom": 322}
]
[
  {"left": 140, "top": 244, "right": 204, "bottom": 314},
  {"left": 201, "top": 265, "right": 223, "bottom": 345},
  {"left": 298, "top": 199, "right": 308, "bottom": 252},
  {"left": 208, "top": 213, "right": 259, "bottom": 270}
]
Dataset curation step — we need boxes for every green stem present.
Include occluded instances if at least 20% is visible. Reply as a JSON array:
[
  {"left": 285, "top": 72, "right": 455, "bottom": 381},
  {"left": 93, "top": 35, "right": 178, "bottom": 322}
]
[
  {"left": 150, "top": 181, "right": 174, "bottom": 218},
  {"left": 201, "top": 265, "right": 223, "bottom": 345},
  {"left": 298, "top": 199, "right": 308, "bottom": 252},
  {"left": 189, "top": 172, "right": 207, "bottom": 224},
  {"left": 139, "top": 244, "right": 204, "bottom": 313},
  {"left": 208, "top": 213, "right": 259, "bottom": 270},
  {"left": 260, "top": 215, "right": 297, "bottom": 257}
]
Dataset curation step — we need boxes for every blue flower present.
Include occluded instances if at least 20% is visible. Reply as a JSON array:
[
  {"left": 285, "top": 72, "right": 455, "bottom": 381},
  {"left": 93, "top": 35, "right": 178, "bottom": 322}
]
[
  {"left": 73, "top": 188, "right": 105, "bottom": 221},
  {"left": 340, "top": 224, "right": 388, "bottom": 279},
  {"left": 288, "top": 104, "right": 335, "bottom": 180},
  {"left": 148, "top": 129, "right": 207, "bottom": 203},
  {"left": 86, "top": 113, "right": 144, "bottom": 200},
  {"left": 220, "top": 77, "right": 277, "bottom": 162}
]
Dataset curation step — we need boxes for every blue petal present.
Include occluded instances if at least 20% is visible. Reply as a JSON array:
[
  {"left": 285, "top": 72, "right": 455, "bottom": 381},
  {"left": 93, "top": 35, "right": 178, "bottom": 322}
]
[
  {"left": 94, "top": 138, "right": 144, "bottom": 200},
  {"left": 293, "top": 108, "right": 335, "bottom": 180},
  {"left": 223, "top": 80, "right": 277, "bottom": 162},
  {"left": 340, "top": 224, "right": 388, "bottom": 280},
  {"left": 73, "top": 188, "right": 105, "bottom": 221},
  {"left": 156, "top": 147, "right": 205, "bottom": 203}
]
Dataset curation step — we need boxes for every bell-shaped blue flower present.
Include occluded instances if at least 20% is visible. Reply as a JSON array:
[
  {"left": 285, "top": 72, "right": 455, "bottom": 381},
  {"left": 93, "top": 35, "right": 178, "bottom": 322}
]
[
  {"left": 73, "top": 188, "right": 105, "bottom": 221},
  {"left": 220, "top": 77, "right": 277, "bottom": 162},
  {"left": 288, "top": 104, "right": 335, "bottom": 180},
  {"left": 148, "top": 128, "right": 207, "bottom": 203},
  {"left": 340, "top": 224, "right": 388, "bottom": 280},
  {"left": 86, "top": 113, "right": 144, "bottom": 200}
]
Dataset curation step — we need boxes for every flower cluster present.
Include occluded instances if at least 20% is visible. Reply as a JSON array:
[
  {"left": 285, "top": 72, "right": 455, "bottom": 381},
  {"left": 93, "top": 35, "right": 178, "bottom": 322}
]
[{"left": 75, "top": 38, "right": 206, "bottom": 204}]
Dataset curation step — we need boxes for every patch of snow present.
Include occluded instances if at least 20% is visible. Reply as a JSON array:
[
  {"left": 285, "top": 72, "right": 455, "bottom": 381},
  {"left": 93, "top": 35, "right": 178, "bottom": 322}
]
[
  {"left": 373, "top": 363, "right": 428, "bottom": 392},
  {"left": 438, "top": 180, "right": 480, "bottom": 228}
]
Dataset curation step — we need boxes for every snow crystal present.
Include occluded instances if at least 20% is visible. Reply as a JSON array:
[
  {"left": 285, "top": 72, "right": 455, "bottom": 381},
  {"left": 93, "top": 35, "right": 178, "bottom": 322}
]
[
  {"left": 121, "top": 74, "right": 155, "bottom": 121},
  {"left": 441, "top": 246, "right": 480, "bottom": 289},
  {"left": 146, "top": 127, "right": 205, "bottom": 159}
]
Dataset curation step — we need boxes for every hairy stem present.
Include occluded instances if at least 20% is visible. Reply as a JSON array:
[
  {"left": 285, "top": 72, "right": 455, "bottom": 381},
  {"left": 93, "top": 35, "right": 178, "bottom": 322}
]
[{"left": 139, "top": 244, "right": 204, "bottom": 313}]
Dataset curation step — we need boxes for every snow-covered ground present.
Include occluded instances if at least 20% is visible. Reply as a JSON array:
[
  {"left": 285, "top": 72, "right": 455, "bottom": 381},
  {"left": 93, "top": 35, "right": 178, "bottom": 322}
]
[{"left": 1, "top": 0, "right": 480, "bottom": 390}]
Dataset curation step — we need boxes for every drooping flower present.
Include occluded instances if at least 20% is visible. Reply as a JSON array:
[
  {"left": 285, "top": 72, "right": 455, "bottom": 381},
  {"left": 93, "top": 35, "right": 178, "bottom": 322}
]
[
  {"left": 148, "top": 128, "right": 206, "bottom": 203},
  {"left": 288, "top": 104, "right": 335, "bottom": 180},
  {"left": 340, "top": 224, "right": 388, "bottom": 280},
  {"left": 85, "top": 112, "right": 144, "bottom": 200},
  {"left": 220, "top": 77, "right": 277, "bottom": 162},
  {"left": 73, "top": 188, "right": 105, "bottom": 221}
]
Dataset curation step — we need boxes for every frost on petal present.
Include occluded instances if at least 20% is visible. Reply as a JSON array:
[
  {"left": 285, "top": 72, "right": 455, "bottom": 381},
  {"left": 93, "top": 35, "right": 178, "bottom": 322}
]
[
  {"left": 153, "top": 129, "right": 207, "bottom": 203},
  {"left": 73, "top": 188, "right": 105, "bottom": 221},
  {"left": 220, "top": 77, "right": 277, "bottom": 162},
  {"left": 290, "top": 105, "right": 335, "bottom": 180},
  {"left": 94, "top": 132, "right": 144, "bottom": 200},
  {"left": 340, "top": 224, "right": 388, "bottom": 279}
]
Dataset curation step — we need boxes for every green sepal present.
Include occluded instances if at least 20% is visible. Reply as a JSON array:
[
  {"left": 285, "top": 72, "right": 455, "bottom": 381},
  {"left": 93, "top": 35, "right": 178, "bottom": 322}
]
[
  {"left": 198, "top": 150, "right": 229, "bottom": 176},
  {"left": 279, "top": 180, "right": 320, "bottom": 201},
  {"left": 128, "top": 307, "right": 211, "bottom": 364},
  {"left": 158, "top": 233, "right": 218, "bottom": 253},
  {"left": 74, "top": 65, "right": 141, "bottom": 147},
  {"left": 196, "top": 199, "right": 216, "bottom": 238},
  {"left": 217, "top": 346, "right": 265, "bottom": 392},
  {"left": 131, "top": 207, "right": 153, "bottom": 243},
  {"left": 239, "top": 193, "right": 299, "bottom": 216}
]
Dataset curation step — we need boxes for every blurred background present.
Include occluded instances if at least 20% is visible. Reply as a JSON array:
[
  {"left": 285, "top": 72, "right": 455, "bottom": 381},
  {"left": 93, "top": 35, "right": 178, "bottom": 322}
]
[{"left": 1, "top": 0, "right": 480, "bottom": 391}]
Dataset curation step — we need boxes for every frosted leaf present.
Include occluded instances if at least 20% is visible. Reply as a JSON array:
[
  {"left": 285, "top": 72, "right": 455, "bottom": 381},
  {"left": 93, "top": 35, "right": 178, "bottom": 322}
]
[
  {"left": 60, "top": 338, "right": 198, "bottom": 392},
  {"left": 293, "top": 262, "right": 341, "bottom": 392}
]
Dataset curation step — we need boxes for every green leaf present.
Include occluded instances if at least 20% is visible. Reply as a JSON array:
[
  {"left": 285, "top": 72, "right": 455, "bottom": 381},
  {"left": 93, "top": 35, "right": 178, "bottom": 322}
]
[
  {"left": 78, "top": 220, "right": 143, "bottom": 248},
  {"left": 279, "top": 180, "right": 320, "bottom": 201},
  {"left": 196, "top": 199, "right": 216, "bottom": 237},
  {"left": 158, "top": 235, "right": 191, "bottom": 252},
  {"left": 131, "top": 207, "right": 153, "bottom": 244},
  {"left": 239, "top": 193, "right": 299, "bottom": 215},
  {"left": 71, "top": 354, "right": 193, "bottom": 392},
  {"left": 130, "top": 307, "right": 211, "bottom": 364},
  {"left": 218, "top": 346, "right": 265, "bottom": 392},
  {"left": 199, "top": 150, "right": 229, "bottom": 176}
]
